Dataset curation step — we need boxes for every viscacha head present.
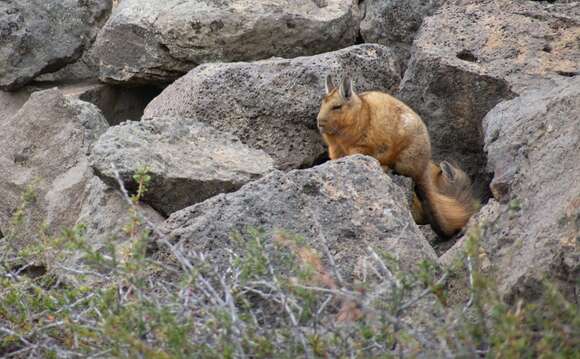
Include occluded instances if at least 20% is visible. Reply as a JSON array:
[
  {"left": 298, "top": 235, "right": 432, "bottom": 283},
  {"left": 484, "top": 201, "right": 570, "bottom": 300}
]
[{"left": 317, "top": 74, "right": 362, "bottom": 136}]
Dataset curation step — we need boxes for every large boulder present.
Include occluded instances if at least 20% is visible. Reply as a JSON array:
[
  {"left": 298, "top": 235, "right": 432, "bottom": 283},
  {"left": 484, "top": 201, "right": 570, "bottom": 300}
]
[
  {"left": 398, "top": 0, "right": 579, "bottom": 198},
  {"left": 440, "top": 77, "right": 580, "bottom": 303},
  {"left": 91, "top": 117, "right": 275, "bottom": 216},
  {"left": 0, "top": 0, "right": 111, "bottom": 90},
  {"left": 154, "top": 156, "right": 444, "bottom": 353},
  {"left": 94, "top": 0, "right": 361, "bottom": 85},
  {"left": 145, "top": 44, "right": 403, "bottom": 170},
  {"left": 0, "top": 89, "right": 162, "bottom": 254},
  {"left": 359, "top": 0, "right": 444, "bottom": 71},
  {"left": 159, "top": 155, "right": 437, "bottom": 276},
  {"left": 0, "top": 89, "right": 108, "bottom": 241}
]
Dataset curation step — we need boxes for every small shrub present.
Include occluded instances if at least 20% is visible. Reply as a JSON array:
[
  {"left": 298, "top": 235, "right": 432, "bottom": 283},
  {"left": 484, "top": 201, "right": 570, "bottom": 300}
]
[{"left": 1, "top": 171, "right": 578, "bottom": 358}]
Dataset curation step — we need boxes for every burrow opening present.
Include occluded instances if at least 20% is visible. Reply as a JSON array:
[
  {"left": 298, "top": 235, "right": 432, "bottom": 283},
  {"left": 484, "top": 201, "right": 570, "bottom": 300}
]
[{"left": 75, "top": 83, "right": 164, "bottom": 126}]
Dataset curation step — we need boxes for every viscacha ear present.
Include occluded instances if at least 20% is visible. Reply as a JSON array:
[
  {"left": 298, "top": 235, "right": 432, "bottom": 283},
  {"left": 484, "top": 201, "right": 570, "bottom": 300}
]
[
  {"left": 440, "top": 161, "right": 455, "bottom": 181},
  {"left": 339, "top": 75, "right": 355, "bottom": 100},
  {"left": 325, "top": 74, "right": 335, "bottom": 95}
]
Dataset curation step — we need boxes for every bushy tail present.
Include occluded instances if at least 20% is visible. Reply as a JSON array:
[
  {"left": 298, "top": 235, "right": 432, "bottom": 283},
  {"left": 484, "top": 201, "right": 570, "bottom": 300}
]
[{"left": 415, "top": 173, "right": 472, "bottom": 238}]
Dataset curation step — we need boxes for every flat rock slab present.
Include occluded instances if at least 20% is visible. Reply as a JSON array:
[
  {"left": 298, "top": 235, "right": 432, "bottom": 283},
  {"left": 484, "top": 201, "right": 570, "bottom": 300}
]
[
  {"left": 0, "top": 0, "right": 111, "bottom": 90},
  {"left": 91, "top": 117, "right": 275, "bottom": 216},
  {"left": 159, "top": 155, "right": 437, "bottom": 277},
  {"left": 94, "top": 0, "right": 361, "bottom": 84},
  {"left": 145, "top": 44, "right": 402, "bottom": 170}
]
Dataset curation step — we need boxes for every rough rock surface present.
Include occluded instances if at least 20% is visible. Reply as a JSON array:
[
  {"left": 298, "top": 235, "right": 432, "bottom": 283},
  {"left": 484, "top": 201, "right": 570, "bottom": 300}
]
[
  {"left": 0, "top": 89, "right": 162, "bottom": 254},
  {"left": 35, "top": 46, "right": 101, "bottom": 83},
  {"left": 0, "top": 0, "right": 111, "bottom": 90},
  {"left": 91, "top": 117, "right": 275, "bottom": 216},
  {"left": 398, "top": 0, "right": 579, "bottom": 198},
  {"left": 0, "top": 88, "right": 33, "bottom": 123},
  {"left": 359, "top": 0, "right": 444, "bottom": 71},
  {"left": 0, "top": 88, "right": 106, "bottom": 242},
  {"left": 145, "top": 44, "right": 402, "bottom": 170},
  {"left": 440, "top": 77, "right": 580, "bottom": 303},
  {"left": 159, "top": 155, "right": 437, "bottom": 276},
  {"left": 94, "top": 0, "right": 361, "bottom": 85},
  {"left": 76, "top": 176, "right": 164, "bottom": 247}
]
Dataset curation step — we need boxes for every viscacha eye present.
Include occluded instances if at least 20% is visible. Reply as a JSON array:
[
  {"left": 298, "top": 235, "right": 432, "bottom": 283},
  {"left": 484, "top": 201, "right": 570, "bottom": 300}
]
[{"left": 331, "top": 105, "right": 341, "bottom": 111}]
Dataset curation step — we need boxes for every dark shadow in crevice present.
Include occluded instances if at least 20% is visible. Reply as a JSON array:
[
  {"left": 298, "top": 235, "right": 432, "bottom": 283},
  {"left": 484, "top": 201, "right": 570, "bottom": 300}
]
[
  {"left": 556, "top": 70, "right": 577, "bottom": 78},
  {"left": 77, "top": 84, "right": 164, "bottom": 126},
  {"left": 456, "top": 49, "right": 478, "bottom": 63},
  {"left": 354, "top": 0, "right": 367, "bottom": 45},
  {"left": 304, "top": 150, "right": 331, "bottom": 169},
  {"left": 355, "top": 31, "right": 366, "bottom": 45}
]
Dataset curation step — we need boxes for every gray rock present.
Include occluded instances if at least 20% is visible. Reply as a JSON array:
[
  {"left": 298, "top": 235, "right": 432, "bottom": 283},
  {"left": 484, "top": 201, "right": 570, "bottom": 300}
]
[
  {"left": 159, "top": 155, "right": 437, "bottom": 276},
  {"left": 398, "top": 0, "right": 579, "bottom": 198},
  {"left": 0, "top": 89, "right": 108, "bottom": 245},
  {"left": 145, "top": 44, "right": 402, "bottom": 170},
  {"left": 35, "top": 46, "right": 101, "bottom": 83},
  {"left": 0, "top": 88, "right": 33, "bottom": 123},
  {"left": 154, "top": 156, "right": 445, "bottom": 351},
  {"left": 0, "top": 0, "right": 111, "bottom": 90},
  {"left": 90, "top": 117, "right": 275, "bottom": 216},
  {"left": 360, "top": 0, "right": 444, "bottom": 72},
  {"left": 0, "top": 88, "right": 164, "bottom": 280},
  {"left": 440, "top": 77, "right": 580, "bottom": 303},
  {"left": 94, "top": 0, "right": 361, "bottom": 85},
  {"left": 76, "top": 176, "right": 164, "bottom": 249}
]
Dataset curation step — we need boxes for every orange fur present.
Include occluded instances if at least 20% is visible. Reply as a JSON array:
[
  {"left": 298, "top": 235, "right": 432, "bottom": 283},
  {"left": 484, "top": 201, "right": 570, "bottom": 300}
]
[
  {"left": 318, "top": 75, "right": 475, "bottom": 238},
  {"left": 413, "top": 161, "right": 478, "bottom": 226}
]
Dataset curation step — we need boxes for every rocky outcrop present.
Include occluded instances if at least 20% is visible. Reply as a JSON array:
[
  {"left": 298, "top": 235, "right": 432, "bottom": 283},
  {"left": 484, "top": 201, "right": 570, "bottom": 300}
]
[
  {"left": 359, "top": 0, "right": 444, "bottom": 71},
  {"left": 94, "top": 0, "right": 361, "bottom": 85},
  {"left": 145, "top": 44, "right": 402, "bottom": 170},
  {"left": 398, "top": 0, "right": 579, "bottom": 198},
  {"left": 91, "top": 117, "right": 275, "bottom": 216},
  {"left": 0, "top": 89, "right": 162, "bottom": 254},
  {"left": 159, "top": 155, "right": 437, "bottom": 275},
  {"left": 440, "top": 77, "right": 580, "bottom": 302},
  {"left": 0, "top": 0, "right": 111, "bottom": 90}
]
